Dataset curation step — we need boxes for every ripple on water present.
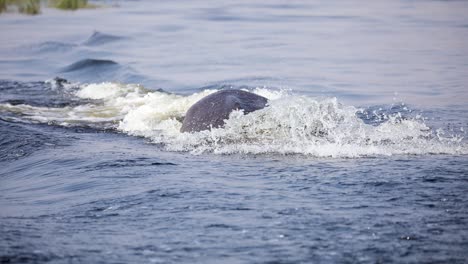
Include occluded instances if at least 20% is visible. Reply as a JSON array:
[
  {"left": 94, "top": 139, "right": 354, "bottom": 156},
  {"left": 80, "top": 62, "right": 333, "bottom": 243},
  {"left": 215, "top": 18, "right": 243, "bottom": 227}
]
[
  {"left": 60, "top": 59, "right": 119, "bottom": 73},
  {"left": 82, "top": 31, "right": 126, "bottom": 46}
]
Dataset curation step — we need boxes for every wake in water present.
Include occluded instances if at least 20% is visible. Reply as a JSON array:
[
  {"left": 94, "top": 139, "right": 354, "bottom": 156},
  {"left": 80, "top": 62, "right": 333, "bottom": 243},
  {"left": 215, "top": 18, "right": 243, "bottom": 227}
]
[{"left": 0, "top": 80, "right": 466, "bottom": 157}]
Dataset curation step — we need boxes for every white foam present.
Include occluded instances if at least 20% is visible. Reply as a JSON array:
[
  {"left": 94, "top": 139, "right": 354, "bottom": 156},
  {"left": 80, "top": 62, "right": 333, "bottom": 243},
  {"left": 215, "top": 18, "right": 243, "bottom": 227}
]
[
  {"left": 151, "top": 96, "right": 466, "bottom": 157},
  {"left": 76, "top": 82, "right": 147, "bottom": 100},
  {"left": 1, "top": 82, "right": 466, "bottom": 157}
]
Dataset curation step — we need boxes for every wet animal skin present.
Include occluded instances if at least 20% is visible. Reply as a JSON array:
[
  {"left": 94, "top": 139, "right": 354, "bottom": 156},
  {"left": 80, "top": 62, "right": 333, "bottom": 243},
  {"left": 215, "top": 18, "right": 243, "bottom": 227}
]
[{"left": 181, "top": 89, "right": 268, "bottom": 133}]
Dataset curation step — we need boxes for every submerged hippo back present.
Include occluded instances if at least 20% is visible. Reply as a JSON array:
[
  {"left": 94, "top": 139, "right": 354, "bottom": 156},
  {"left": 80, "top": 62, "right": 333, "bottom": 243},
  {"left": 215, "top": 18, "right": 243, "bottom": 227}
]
[{"left": 180, "top": 89, "right": 268, "bottom": 133}]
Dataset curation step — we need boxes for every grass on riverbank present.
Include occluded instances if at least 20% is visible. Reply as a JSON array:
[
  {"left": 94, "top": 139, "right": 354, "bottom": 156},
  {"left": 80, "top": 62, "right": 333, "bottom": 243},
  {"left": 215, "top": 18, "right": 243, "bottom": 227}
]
[{"left": 0, "top": 0, "right": 98, "bottom": 14}]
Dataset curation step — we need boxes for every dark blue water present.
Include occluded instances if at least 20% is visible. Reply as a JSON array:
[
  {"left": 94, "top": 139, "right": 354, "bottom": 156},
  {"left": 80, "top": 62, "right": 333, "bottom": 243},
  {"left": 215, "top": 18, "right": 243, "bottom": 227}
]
[{"left": 1, "top": 1, "right": 468, "bottom": 263}]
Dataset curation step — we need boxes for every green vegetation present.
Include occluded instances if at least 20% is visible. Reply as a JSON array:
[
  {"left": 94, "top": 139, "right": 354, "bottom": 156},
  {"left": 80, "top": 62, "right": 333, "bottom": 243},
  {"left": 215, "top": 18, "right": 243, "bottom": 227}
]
[
  {"left": 49, "top": 0, "right": 92, "bottom": 10},
  {"left": 0, "top": 0, "right": 41, "bottom": 14},
  {"left": 0, "top": 0, "right": 97, "bottom": 14},
  {"left": 20, "top": 0, "right": 40, "bottom": 14},
  {"left": 0, "top": 1, "right": 6, "bottom": 13}
]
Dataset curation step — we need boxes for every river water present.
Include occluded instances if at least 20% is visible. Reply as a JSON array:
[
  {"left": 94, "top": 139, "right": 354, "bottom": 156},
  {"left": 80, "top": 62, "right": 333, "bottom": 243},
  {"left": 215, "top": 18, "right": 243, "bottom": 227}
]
[{"left": 1, "top": 1, "right": 468, "bottom": 263}]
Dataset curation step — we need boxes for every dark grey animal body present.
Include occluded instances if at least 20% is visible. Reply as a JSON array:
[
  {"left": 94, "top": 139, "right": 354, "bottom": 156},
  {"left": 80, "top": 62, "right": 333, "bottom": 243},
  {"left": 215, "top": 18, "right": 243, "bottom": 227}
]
[{"left": 181, "top": 89, "right": 268, "bottom": 133}]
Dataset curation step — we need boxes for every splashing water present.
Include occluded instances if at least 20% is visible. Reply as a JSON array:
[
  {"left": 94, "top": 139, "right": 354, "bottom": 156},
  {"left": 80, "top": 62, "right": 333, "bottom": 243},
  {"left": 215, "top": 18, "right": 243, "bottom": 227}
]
[{"left": 0, "top": 82, "right": 465, "bottom": 157}]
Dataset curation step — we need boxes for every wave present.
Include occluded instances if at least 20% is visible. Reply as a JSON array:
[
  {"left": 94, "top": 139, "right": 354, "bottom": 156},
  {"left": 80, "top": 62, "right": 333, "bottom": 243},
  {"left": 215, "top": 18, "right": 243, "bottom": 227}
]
[
  {"left": 58, "top": 59, "right": 149, "bottom": 85},
  {"left": 14, "top": 31, "right": 123, "bottom": 56},
  {"left": 82, "top": 31, "right": 126, "bottom": 46},
  {"left": 60, "top": 59, "right": 119, "bottom": 73},
  {"left": 0, "top": 119, "right": 69, "bottom": 162},
  {"left": 0, "top": 82, "right": 466, "bottom": 157},
  {"left": 32, "top": 41, "right": 77, "bottom": 53},
  {"left": 0, "top": 79, "right": 84, "bottom": 108}
]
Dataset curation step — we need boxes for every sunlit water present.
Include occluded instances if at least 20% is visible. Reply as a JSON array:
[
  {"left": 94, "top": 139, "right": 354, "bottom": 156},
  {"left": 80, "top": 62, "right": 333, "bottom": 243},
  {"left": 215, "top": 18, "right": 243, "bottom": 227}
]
[{"left": 1, "top": 1, "right": 468, "bottom": 263}]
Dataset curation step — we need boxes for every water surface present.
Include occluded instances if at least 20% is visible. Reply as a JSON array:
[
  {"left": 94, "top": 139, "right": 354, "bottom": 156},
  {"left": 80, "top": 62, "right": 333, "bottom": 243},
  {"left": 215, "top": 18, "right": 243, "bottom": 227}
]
[{"left": 1, "top": 1, "right": 468, "bottom": 263}]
